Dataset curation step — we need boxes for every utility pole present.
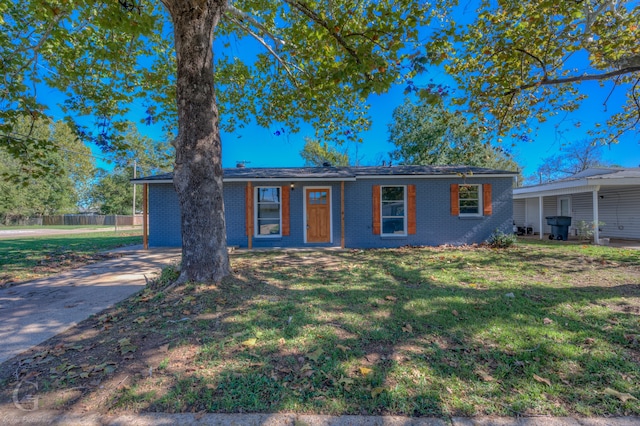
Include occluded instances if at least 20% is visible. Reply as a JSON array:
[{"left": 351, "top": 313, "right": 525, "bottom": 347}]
[{"left": 132, "top": 160, "right": 137, "bottom": 218}]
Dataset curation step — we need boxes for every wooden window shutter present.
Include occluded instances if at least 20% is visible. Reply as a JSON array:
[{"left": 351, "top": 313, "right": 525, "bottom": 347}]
[
  {"left": 372, "top": 185, "right": 381, "bottom": 235},
  {"left": 281, "top": 185, "right": 290, "bottom": 236},
  {"left": 450, "top": 184, "right": 460, "bottom": 216},
  {"left": 483, "top": 183, "right": 492, "bottom": 216},
  {"left": 407, "top": 184, "right": 416, "bottom": 235},
  {"left": 245, "top": 182, "right": 253, "bottom": 236}
]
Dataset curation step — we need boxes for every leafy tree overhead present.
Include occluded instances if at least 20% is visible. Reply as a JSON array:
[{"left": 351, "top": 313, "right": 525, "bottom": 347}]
[
  {"left": 300, "top": 138, "right": 350, "bottom": 167},
  {"left": 423, "top": 0, "right": 640, "bottom": 144},
  {"left": 388, "top": 99, "right": 520, "bottom": 171},
  {"left": 2, "top": 1, "right": 430, "bottom": 283}
]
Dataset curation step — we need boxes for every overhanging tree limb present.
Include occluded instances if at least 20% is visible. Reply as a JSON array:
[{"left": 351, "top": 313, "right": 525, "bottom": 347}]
[{"left": 503, "top": 66, "right": 640, "bottom": 96}]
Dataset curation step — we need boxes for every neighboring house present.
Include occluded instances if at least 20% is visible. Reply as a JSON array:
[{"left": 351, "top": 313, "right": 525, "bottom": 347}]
[
  {"left": 513, "top": 168, "right": 640, "bottom": 242},
  {"left": 133, "top": 165, "right": 516, "bottom": 249}
]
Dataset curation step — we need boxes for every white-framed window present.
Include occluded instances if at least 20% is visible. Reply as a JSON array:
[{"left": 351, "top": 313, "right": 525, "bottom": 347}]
[
  {"left": 255, "top": 187, "right": 281, "bottom": 237},
  {"left": 459, "top": 184, "right": 482, "bottom": 216},
  {"left": 381, "top": 185, "right": 406, "bottom": 236}
]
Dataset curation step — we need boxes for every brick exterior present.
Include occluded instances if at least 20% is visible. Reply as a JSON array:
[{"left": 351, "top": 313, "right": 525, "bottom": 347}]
[{"left": 148, "top": 177, "right": 513, "bottom": 248}]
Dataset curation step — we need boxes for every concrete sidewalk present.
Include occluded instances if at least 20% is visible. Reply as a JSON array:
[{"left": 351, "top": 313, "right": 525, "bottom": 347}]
[
  {"left": 0, "top": 411, "right": 638, "bottom": 426},
  {"left": 0, "top": 247, "right": 181, "bottom": 364}
]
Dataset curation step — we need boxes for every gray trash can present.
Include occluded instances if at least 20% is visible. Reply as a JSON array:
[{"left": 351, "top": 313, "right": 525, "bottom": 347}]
[{"left": 546, "top": 216, "right": 572, "bottom": 241}]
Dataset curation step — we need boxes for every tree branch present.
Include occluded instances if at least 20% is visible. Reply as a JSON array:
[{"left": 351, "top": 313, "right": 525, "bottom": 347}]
[
  {"left": 226, "top": 16, "right": 301, "bottom": 87},
  {"left": 283, "top": 0, "right": 362, "bottom": 64},
  {"left": 224, "top": 4, "right": 286, "bottom": 47},
  {"left": 503, "top": 66, "right": 640, "bottom": 96}
]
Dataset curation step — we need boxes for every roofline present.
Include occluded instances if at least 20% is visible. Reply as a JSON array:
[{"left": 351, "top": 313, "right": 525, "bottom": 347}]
[
  {"left": 513, "top": 175, "right": 640, "bottom": 198},
  {"left": 355, "top": 173, "right": 518, "bottom": 179},
  {"left": 132, "top": 173, "right": 517, "bottom": 184}
]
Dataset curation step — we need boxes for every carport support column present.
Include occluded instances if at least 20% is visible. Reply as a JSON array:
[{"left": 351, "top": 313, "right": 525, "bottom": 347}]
[
  {"left": 538, "top": 195, "right": 544, "bottom": 240},
  {"left": 593, "top": 187, "right": 600, "bottom": 244}
]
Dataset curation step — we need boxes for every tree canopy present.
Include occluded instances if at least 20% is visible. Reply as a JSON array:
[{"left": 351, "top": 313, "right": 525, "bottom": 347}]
[
  {"left": 388, "top": 99, "right": 520, "bottom": 171},
  {"left": 299, "top": 138, "right": 350, "bottom": 167},
  {"left": 422, "top": 0, "right": 640, "bottom": 144},
  {"left": 0, "top": 117, "right": 94, "bottom": 223}
]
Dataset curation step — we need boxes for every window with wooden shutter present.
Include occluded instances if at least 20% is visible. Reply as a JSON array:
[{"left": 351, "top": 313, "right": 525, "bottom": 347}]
[{"left": 372, "top": 185, "right": 381, "bottom": 235}]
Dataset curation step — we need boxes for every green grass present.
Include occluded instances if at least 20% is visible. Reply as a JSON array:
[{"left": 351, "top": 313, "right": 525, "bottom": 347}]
[
  {"left": 2, "top": 240, "right": 639, "bottom": 417},
  {"left": 0, "top": 231, "right": 143, "bottom": 284},
  {"left": 0, "top": 225, "right": 121, "bottom": 230}
]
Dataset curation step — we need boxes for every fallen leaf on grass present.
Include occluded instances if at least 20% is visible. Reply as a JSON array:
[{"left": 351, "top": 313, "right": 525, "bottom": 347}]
[
  {"left": 477, "top": 370, "right": 494, "bottom": 382},
  {"left": 385, "top": 296, "right": 397, "bottom": 301},
  {"left": 307, "top": 348, "right": 323, "bottom": 362},
  {"left": 359, "top": 367, "right": 373, "bottom": 376},
  {"left": 371, "top": 387, "right": 386, "bottom": 397},
  {"left": 543, "top": 318, "right": 553, "bottom": 325},
  {"left": 241, "top": 338, "right": 257, "bottom": 348},
  {"left": 584, "top": 337, "right": 595, "bottom": 345},
  {"left": 533, "top": 374, "right": 551, "bottom": 386},
  {"left": 452, "top": 310, "right": 459, "bottom": 317},
  {"left": 336, "top": 344, "right": 351, "bottom": 351},
  {"left": 402, "top": 323, "right": 413, "bottom": 333},
  {"left": 118, "top": 338, "right": 137, "bottom": 355},
  {"left": 604, "top": 388, "right": 637, "bottom": 402}
]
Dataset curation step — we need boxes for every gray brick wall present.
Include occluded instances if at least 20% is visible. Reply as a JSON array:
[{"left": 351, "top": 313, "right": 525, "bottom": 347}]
[{"left": 148, "top": 177, "right": 513, "bottom": 248}]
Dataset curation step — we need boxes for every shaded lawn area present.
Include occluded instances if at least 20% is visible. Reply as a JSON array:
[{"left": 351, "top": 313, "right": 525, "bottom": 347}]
[
  {"left": 0, "top": 231, "right": 142, "bottom": 286},
  {"left": 1, "top": 241, "right": 638, "bottom": 417}
]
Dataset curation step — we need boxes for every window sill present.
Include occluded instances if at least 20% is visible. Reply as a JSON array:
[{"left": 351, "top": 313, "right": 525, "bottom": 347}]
[
  {"left": 458, "top": 215, "right": 484, "bottom": 220},
  {"left": 254, "top": 235, "right": 283, "bottom": 240},
  {"left": 380, "top": 234, "right": 407, "bottom": 238}
]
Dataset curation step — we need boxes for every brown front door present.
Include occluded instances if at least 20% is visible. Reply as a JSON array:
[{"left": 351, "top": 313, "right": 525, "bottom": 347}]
[{"left": 306, "top": 188, "right": 331, "bottom": 243}]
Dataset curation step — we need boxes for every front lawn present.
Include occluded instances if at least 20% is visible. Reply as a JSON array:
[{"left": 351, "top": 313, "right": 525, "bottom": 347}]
[
  {"left": 0, "top": 231, "right": 143, "bottom": 286},
  {"left": 1, "top": 241, "right": 638, "bottom": 417}
]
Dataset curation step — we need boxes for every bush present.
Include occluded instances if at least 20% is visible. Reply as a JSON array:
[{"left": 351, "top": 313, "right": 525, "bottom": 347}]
[
  {"left": 576, "top": 220, "right": 605, "bottom": 241},
  {"left": 487, "top": 229, "right": 518, "bottom": 248}
]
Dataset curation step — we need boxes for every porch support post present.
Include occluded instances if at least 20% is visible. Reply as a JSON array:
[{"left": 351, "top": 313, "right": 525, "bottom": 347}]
[
  {"left": 340, "top": 181, "right": 345, "bottom": 248},
  {"left": 538, "top": 195, "right": 544, "bottom": 240},
  {"left": 593, "top": 187, "right": 600, "bottom": 244},
  {"left": 143, "top": 183, "right": 148, "bottom": 250}
]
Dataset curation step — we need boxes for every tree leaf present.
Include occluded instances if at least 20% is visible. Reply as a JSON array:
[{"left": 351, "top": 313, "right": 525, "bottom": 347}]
[
  {"left": 371, "top": 386, "right": 386, "bottom": 397},
  {"left": 533, "top": 374, "right": 551, "bottom": 386},
  {"left": 359, "top": 367, "right": 373, "bottom": 376},
  {"left": 241, "top": 338, "right": 257, "bottom": 348},
  {"left": 604, "top": 388, "right": 638, "bottom": 402},
  {"left": 307, "top": 348, "right": 323, "bottom": 362}
]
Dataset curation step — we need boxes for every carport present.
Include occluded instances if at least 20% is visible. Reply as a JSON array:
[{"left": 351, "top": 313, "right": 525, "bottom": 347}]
[{"left": 513, "top": 168, "right": 640, "bottom": 243}]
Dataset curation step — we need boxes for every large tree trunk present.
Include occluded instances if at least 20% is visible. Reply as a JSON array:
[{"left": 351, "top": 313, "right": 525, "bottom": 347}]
[{"left": 165, "top": 0, "right": 231, "bottom": 283}]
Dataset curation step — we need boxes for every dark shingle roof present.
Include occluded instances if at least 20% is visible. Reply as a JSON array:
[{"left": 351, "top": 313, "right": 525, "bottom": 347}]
[{"left": 132, "top": 165, "right": 516, "bottom": 183}]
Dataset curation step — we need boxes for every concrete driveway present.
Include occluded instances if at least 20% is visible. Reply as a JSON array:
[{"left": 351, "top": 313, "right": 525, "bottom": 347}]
[{"left": 0, "top": 247, "right": 181, "bottom": 364}]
